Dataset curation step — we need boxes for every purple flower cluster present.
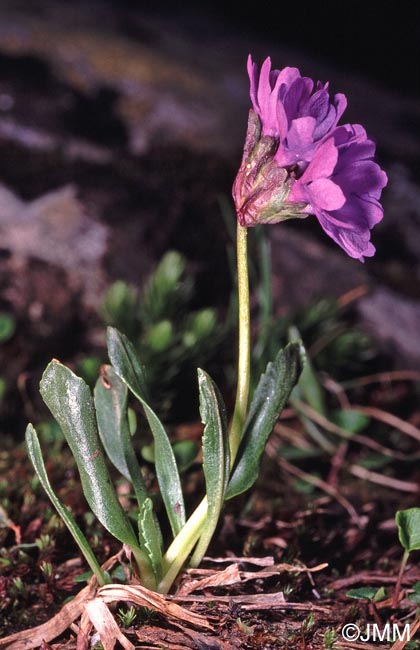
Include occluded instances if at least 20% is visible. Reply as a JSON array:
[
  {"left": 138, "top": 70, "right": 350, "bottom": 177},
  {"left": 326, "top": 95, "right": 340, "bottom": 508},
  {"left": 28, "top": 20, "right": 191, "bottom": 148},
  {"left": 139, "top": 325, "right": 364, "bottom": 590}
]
[{"left": 233, "top": 56, "right": 387, "bottom": 260}]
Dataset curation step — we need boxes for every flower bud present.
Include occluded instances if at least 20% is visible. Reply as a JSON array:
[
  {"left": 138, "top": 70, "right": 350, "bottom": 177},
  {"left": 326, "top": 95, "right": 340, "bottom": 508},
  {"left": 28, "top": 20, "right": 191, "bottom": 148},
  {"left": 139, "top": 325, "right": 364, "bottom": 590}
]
[{"left": 233, "top": 110, "right": 306, "bottom": 226}]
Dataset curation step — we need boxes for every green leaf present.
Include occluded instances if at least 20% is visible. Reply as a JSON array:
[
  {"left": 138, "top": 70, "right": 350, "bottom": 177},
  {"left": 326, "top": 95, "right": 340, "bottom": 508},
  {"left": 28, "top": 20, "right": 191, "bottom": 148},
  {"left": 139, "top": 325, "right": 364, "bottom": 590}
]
[
  {"left": 289, "top": 329, "right": 326, "bottom": 416},
  {"left": 0, "top": 313, "right": 15, "bottom": 344},
  {"left": 346, "top": 586, "right": 387, "bottom": 602},
  {"left": 191, "top": 309, "right": 217, "bottom": 338},
  {"left": 190, "top": 370, "right": 229, "bottom": 566},
  {"left": 76, "top": 356, "right": 102, "bottom": 387},
  {"left": 140, "top": 251, "right": 191, "bottom": 324},
  {"left": 0, "top": 377, "right": 6, "bottom": 402},
  {"left": 346, "top": 587, "right": 378, "bottom": 601},
  {"left": 73, "top": 571, "right": 94, "bottom": 583},
  {"left": 101, "top": 281, "right": 139, "bottom": 340},
  {"left": 141, "top": 444, "right": 156, "bottom": 464},
  {"left": 332, "top": 409, "right": 370, "bottom": 434},
  {"left": 144, "top": 320, "right": 173, "bottom": 352},
  {"left": 107, "top": 327, "right": 185, "bottom": 536},
  {"left": 396, "top": 508, "right": 420, "bottom": 552},
  {"left": 183, "top": 309, "right": 217, "bottom": 347},
  {"left": 226, "top": 343, "right": 301, "bottom": 500},
  {"left": 141, "top": 440, "right": 198, "bottom": 473},
  {"left": 40, "top": 360, "right": 139, "bottom": 551},
  {"left": 408, "top": 581, "right": 420, "bottom": 604},
  {"left": 288, "top": 333, "right": 334, "bottom": 454},
  {"left": 199, "top": 369, "right": 230, "bottom": 507},
  {"left": 94, "top": 365, "right": 148, "bottom": 508},
  {"left": 372, "top": 586, "right": 388, "bottom": 602},
  {"left": 25, "top": 423, "right": 105, "bottom": 585},
  {"left": 173, "top": 440, "right": 199, "bottom": 472},
  {"left": 358, "top": 453, "right": 392, "bottom": 470},
  {"left": 94, "top": 367, "right": 130, "bottom": 481},
  {"left": 138, "top": 498, "right": 163, "bottom": 581},
  {"left": 128, "top": 407, "right": 137, "bottom": 435}
]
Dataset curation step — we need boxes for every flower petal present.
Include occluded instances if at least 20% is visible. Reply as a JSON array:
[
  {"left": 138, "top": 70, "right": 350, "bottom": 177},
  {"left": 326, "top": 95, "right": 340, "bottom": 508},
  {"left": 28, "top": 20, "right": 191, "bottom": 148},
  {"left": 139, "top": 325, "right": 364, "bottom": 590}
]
[
  {"left": 247, "top": 54, "right": 259, "bottom": 114},
  {"left": 300, "top": 138, "right": 339, "bottom": 182},
  {"left": 307, "top": 178, "right": 346, "bottom": 210}
]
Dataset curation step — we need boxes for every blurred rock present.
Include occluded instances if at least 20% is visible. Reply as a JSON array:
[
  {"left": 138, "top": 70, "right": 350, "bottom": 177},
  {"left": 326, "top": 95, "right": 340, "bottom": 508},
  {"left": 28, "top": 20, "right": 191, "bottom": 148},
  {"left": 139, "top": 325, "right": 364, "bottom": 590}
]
[
  {"left": 382, "top": 163, "right": 420, "bottom": 278},
  {"left": 0, "top": 0, "right": 418, "bottom": 163},
  {"left": 269, "top": 225, "right": 368, "bottom": 313},
  {"left": 0, "top": 0, "right": 418, "bottom": 375},
  {"left": 270, "top": 226, "right": 420, "bottom": 368},
  {"left": 0, "top": 184, "right": 108, "bottom": 306},
  {"left": 358, "top": 288, "right": 420, "bottom": 369}
]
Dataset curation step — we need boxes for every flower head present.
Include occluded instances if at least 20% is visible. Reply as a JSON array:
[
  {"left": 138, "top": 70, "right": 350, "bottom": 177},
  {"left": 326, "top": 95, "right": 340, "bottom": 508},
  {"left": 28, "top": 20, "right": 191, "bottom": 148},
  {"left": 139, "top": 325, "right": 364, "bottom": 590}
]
[{"left": 233, "top": 56, "right": 388, "bottom": 261}]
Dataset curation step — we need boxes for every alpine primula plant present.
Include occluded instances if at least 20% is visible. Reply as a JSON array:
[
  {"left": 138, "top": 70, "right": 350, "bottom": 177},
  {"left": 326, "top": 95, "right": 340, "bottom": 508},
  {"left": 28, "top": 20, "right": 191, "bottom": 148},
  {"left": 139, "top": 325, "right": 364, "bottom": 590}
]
[{"left": 26, "top": 56, "right": 387, "bottom": 595}]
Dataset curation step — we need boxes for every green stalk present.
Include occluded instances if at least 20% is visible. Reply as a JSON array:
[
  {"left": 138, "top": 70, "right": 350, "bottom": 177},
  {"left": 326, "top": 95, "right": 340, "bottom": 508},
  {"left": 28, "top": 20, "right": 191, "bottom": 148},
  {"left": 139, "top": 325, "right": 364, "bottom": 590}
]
[
  {"left": 157, "top": 498, "right": 207, "bottom": 593},
  {"left": 157, "top": 223, "right": 251, "bottom": 593},
  {"left": 229, "top": 223, "right": 251, "bottom": 463},
  {"left": 132, "top": 547, "right": 157, "bottom": 591}
]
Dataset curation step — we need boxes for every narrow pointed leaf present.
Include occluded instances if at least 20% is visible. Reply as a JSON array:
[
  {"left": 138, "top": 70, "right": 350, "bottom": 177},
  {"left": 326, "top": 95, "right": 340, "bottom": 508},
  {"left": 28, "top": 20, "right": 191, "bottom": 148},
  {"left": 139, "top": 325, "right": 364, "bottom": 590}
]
[
  {"left": 138, "top": 498, "right": 163, "bottom": 581},
  {"left": 226, "top": 343, "right": 301, "bottom": 499},
  {"left": 288, "top": 327, "right": 326, "bottom": 416},
  {"left": 25, "top": 424, "right": 105, "bottom": 585},
  {"left": 191, "top": 370, "right": 229, "bottom": 565},
  {"left": 94, "top": 365, "right": 148, "bottom": 508},
  {"left": 39, "top": 360, "right": 139, "bottom": 550},
  {"left": 107, "top": 327, "right": 185, "bottom": 536}
]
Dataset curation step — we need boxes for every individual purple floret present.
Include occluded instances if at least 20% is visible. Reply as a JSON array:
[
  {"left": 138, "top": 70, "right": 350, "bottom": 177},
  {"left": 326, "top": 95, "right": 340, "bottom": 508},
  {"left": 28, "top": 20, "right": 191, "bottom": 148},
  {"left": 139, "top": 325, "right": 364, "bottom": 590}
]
[
  {"left": 288, "top": 124, "right": 388, "bottom": 259},
  {"left": 247, "top": 55, "right": 347, "bottom": 168},
  {"left": 233, "top": 55, "right": 388, "bottom": 261}
]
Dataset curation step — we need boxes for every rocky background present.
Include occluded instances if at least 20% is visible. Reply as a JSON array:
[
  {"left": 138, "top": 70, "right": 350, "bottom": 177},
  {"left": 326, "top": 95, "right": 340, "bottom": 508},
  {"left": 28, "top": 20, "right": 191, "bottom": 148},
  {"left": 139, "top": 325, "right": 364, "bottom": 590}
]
[{"left": 0, "top": 0, "right": 419, "bottom": 435}]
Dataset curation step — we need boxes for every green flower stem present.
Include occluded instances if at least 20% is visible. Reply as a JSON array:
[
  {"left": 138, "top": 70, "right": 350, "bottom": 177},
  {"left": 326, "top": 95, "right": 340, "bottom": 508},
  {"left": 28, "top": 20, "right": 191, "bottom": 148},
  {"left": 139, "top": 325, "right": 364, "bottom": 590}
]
[
  {"left": 132, "top": 547, "right": 158, "bottom": 591},
  {"left": 229, "top": 222, "right": 251, "bottom": 462},
  {"left": 157, "top": 498, "right": 207, "bottom": 593},
  {"left": 157, "top": 223, "right": 251, "bottom": 593}
]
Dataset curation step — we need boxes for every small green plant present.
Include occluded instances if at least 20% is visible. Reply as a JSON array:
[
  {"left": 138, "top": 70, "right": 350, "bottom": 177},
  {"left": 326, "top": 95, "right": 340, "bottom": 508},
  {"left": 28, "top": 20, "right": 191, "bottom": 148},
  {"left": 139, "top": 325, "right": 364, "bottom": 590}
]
[
  {"left": 0, "top": 312, "right": 15, "bottom": 344},
  {"left": 117, "top": 605, "right": 137, "bottom": 628},
  {"left": 408, "top": 581, "right": 420, "bottom": 607},
  {"left": 11, "top": 577, "right": 26, "bottom": 598},
  {"left": 324, "top": 627, "right": 336, "bottom": 650},
  {"left": 346, "top": 586, "right": 387, "bottom": 602},
  {"left": 301, "top": 613, "right": 316, "bottom": 636},
  {"left": 405, "top": 641, "right": 420, "bottom": 650},
  {"left": 0, "top": 312, "right": 15, "bottom": 404},
  {"left": 99, "top": 252, "right": 226, "bottom": 418},
  {"left": 40, "top": 560, "right": 53, "bottom": 579},
  {"left": 394, "top": 508, "right": 420, "bottom": 607}
]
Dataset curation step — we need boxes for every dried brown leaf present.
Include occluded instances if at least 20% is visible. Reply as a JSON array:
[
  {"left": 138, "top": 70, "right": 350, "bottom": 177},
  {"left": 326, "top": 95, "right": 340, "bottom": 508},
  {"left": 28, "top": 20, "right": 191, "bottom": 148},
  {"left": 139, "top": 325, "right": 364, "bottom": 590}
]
[
  {"left": 173, "top": 591, "right": 330, "bottom": 613},
  {"left": 202, "top": 556, "right": 274, "bottom": 566},
  {"left": 177, "top": 563, "right": 241, "bottom": 595},
  {"left": 98, "top": 584, "right": 213, "bottom": 631},
  {"left": 84, "top": 598, "right": 134, "bottom": 650}
]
